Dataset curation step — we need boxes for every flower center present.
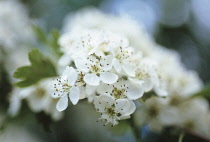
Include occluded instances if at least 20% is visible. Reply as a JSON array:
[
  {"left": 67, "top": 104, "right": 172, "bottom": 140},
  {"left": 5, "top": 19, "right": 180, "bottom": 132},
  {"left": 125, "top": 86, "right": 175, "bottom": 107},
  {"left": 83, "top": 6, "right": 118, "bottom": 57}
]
[
  {"left": 36, "top": 88, "right": 46, "bottom": 98},
  {"left": 90, "top": 65, "right": 101, "bottom": 74},
  {"left": 105, "top": 104, "right": 121, "bottom": 118},
  {"left": 115, "top": 47, "right": 130, "bottom": 63},
  {"left": 75, "top": 71, "right": 86, "bottom": 86},
  {"left": 136, "top": 69, "right": 149, "bottom": 79},
  {"left": 53, "top": 77, "right": 72, "bottom": 97},
  {"left": 112, "top": 88, "right": 126, "bottom": 99}
]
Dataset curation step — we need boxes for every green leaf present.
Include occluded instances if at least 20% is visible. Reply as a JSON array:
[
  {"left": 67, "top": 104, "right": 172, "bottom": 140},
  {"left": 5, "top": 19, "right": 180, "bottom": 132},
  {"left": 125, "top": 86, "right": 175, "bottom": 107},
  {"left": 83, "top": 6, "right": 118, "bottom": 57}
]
[
  {"left": 13, "top": 49, "right": 57, "bottom": 87},
  {"left": 191, "top": 84, "right": 210, "bottom": 100},
  {"left": 48, "top": 29, "right": 62, "bottom": 57},
  {"left": 33, "top": 25, "right": 62, "bottom": 57},
  {"left": 32, "top": 25, "right": 47, "bottom": 44}
]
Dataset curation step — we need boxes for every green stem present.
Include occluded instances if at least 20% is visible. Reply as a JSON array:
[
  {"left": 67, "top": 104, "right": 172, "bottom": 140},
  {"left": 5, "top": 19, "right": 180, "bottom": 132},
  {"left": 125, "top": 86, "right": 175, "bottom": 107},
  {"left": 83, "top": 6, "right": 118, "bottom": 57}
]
[
  {"left": 178, "top": 132, "right": 185, "bottom": 142},
  {"left": 128, "top": 117, "right": 142, "bottom": 142}
]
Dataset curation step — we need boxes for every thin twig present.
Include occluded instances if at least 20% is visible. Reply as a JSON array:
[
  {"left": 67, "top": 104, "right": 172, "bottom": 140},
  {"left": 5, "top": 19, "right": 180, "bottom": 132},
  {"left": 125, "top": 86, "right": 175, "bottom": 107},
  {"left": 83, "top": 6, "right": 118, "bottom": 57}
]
[{"left": 178, "top": 132, "right": 185, "bottom": 142}]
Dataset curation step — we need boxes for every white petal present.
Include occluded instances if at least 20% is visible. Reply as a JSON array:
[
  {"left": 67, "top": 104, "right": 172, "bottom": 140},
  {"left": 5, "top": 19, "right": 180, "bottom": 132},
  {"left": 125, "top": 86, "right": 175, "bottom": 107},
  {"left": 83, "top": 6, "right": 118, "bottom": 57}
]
[
  {"left": 79, "top": 86, "right": 86, "bottom": 99},
  {"left": 120, "top": 100, "right": 136, "bottom": 120},
  {"left": 97, "top": 83, "right": 113, "bottom": 94},
  {"left": 119, "top": 115, "right": 131, "bottom": 120},
  {"left": 128, "top": 77, "right": 144, "bottom": 85},
  {"left": 94, "top": 94, "right": 115, "bottom": 112},
  {"left": 86, "top": 84, "right": 97, "bottom": 96},
  {"left": 115, "top": 99, "right": 130, "bottom": 114},
  {"left": 154, "top": 87, "right": 168, "bottom": 97},
  {"left": 84, "top": 73, "right": 100, "bottom": 86},
  {"left": 56, "top": 95, "right": 68, "bottom": 112},
  {"left": 143, "top": 79, "right": 153, "bottom": 92},
  {"left": 74, "top": 57, "right": 89, "bottom": 72},
  {"left": 101, "top": 55, "right": 113, "bottom": 71},
  {"left": 127, "top": 83, "right": 144, "bottom": 100},
  {"left": 112, "top": 58, "right": 121, "bottom": 73},
  {"left": 98, "top": 93, "right": 115, "bottom": 106},
  {"left": 122, "top": 63, "right": 136, "bottom": 77},
  {"left": 69, "top": 86, "right": 80, "bottom": 105},
  {"left": 58, "top": 54, "right": 72, "bottom": 67},
  {"left": 127, "top": 100, "right": 136, "bottom": 115},
  {"left": 67, "top": 67, "right": 78, "bottom": 86},
  {"left": 100, "top": 72, "right": 118, "bottom": 84},
  {"left": 61, "top": 66, "right": 71, "bottom": 80}
]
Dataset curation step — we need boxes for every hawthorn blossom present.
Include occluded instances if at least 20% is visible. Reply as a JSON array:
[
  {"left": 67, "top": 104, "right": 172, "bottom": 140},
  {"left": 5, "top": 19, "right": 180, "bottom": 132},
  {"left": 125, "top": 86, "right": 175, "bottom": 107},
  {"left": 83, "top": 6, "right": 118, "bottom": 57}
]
[
  {"left": 75, "top": 54, "right": 118, "bottom": 86},
  {"left": 52, "top": 66, "right": 80, "bottom": 111},
  {"left": 97, "top": 79, "right": 144, "bottom": 100},
  {"left": 129, "top": 58, "right": 159, "bottom": 92},
  {"left": 94, "top": 93, "right": 136, "bottom": 126},
  {"left": 111, "top": 45, "right": 136, "bottom": 77}
]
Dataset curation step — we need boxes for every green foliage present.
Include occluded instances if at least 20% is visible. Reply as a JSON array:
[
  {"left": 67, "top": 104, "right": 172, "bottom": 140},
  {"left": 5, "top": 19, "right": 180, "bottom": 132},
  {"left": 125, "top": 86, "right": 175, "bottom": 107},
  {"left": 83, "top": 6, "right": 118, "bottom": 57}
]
[
  {"left": 32, "top": 25, "right": 47, "bottom": 43},
  {"left": 13, "top": 49, "right": 57, "bottom": 87},
  {"left": 33, "top": 25, "right": 62, "bottom": 57},
  {"left": 191, "top": 84, "right": 210, "bottom": 100},
  {"left": 49, "top": 29, "right": 62, "bottom": 57}
]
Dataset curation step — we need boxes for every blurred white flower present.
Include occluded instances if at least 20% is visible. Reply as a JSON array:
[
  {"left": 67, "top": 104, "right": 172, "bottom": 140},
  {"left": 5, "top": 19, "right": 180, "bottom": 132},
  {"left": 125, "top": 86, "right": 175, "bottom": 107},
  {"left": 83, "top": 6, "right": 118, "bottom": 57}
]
[
  {"left": 62, "top": 8, "right": 156, "bottom": 56},
  {"left": 8, "top": 79, "right": 63, "bottom": 121},
  {"left": 0, "top": 0, "right": 33, "bottom": 50},
  {"left": 8, "top": 88, "right": 25, "bottom": 117},
  {"left": 135, "top": 95, "right": 210, "bottom": 138},
  {"left": 148, "top": 46, "right": 203, "bottom": 97}
]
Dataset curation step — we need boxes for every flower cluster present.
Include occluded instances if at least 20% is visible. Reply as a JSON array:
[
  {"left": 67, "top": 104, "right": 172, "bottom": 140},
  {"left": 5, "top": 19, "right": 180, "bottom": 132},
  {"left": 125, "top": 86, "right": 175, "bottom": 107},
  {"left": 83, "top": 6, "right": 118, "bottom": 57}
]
[
  {"left": 52, "top": 29, "right": 167, "bottom": 125},
  {"left": 7, "top": 7, "right": 206, "bottom": 135}
]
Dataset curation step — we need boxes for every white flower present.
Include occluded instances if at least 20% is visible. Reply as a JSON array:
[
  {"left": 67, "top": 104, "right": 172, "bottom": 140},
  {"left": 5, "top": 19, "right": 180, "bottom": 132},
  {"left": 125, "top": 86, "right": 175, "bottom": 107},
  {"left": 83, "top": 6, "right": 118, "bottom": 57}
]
[
  {"left": 75, "top": 55, "right": 118, "bottom": 86},
  {"left": 97, "top": 79, "right": 144, "bottom": 100},
  {"left": 111, "top": 46, "right": 136, "bottom": 77},
  {"left": 129, "top": 58, "right": 159, "bottom": 92},
  {"left": 94, "top": 93, "right": 136, "bottom": 126},
  {"left": 52, "top": 66, "right": 80, "bottom": 111}
]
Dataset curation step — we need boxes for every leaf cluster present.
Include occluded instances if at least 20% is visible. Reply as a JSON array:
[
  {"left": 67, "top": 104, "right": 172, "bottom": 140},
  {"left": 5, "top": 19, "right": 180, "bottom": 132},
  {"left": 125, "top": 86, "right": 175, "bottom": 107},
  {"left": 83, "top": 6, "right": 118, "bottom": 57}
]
[{"left": 13, "top": 49, "right": 57, "bottom": 87}]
